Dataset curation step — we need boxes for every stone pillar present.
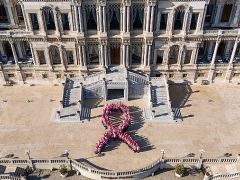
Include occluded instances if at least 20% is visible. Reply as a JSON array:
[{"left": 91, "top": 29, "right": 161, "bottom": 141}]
[
  {"left": 126, "top": 6, "right": 130, "bottom": 32},
  {"left": 190, "top": 45, "right": 199, "bottom": 64},
  {"left": 74, "top": 5, "right": 79, "bottom": 32},
  {"left": 143, "top": 45, "right": 148, "bottom": 67},
  {"left": 229, "top": 39, "right": 239, "bottom": 65},
  {"left": 9, "top": 41, "right": 18, "bottom": 65},
  {"left": 78, "top": 44, "right": 87, "bottom": 68},
  {"left": 102, "top": 78, "right": 107, "bottom": 101},
  {"left": 53, "top": 9, "right": 60, "bottom": 35},
  {"left": 177, "top": 45, "right": 184, "bottom": 65},
  {"left": 103, "top": 6, "right": 106, "bottom": 32},
  {"left": 167, "top": 10, "right": 175, "bottom": 36},
  {"left": 147, "top": 45, "right": 152, "bottom": 66},
  {"left": 122, "top": 44, "right": 126, "bottom": 67},
  {"left": 182, "top": 9, "right": 190, "bottom": 34},
  {"left": 6, "top": 4, "right": 15, "bottom": 25},
  {"left": 124, "top": 78, "right": 128, "bottom": 100},
  {"left": 156, "top": 11, "right": 161, "bottom": 32},
  {"left": 100, "top": 44, "right": 105, "bottom": 67},
  {"left": 45, "top": 46, "right": 52, "bottom": 66},
  {"left": 122, "top": 5, "right": 126, "bottom": 32},
  {"left": 150, "top": 6, "right": 155, "bottom": 32},
  {"left": 104, "top": 45, "right": 108, "bottom": 67},
  {"left": 20, "top": 3, "right": 29, "bottom": 31},
  {"left": 163, "top": 48, "right": 170, "bottom": 65},
  {"left": 59, "top": 46, "right": 65, "bottom": 67},
  {"left": 78, "top": 6, "right": 84, "bottom": 33},
  {"left": 146, "top": 6, "right": 151, "bottom": 32},
  {"left": 126, "top": 44, "right": 129, "bottom": 67},
  {"left": 232, "top": 4, "right": 240, "bottom": 26},
  {"left": 39, "top": 9, "right": 46, "bottom": 35},
  {"left": 211, "top": 40, "right": 220, "bottom": 65},
  {"left": 29, "top": 42, "right": 36, "bottom": 65},
  {"left": 81, "top": 45, "right": 87, "bottom": 67},
  {"left": 99, "top": 6, "right": 103, "bottom": 32}
]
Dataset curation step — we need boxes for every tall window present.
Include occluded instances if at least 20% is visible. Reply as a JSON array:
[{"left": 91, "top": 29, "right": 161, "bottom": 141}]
[
  {"left": 169, "top": 45, "right": 179, "bottom": 64},
  {"left": 131, "top": 44, "right": 142, "bottom": 64},
  {"left": 109, "top": 6, "right": 120, "bottom": 30},
  {"left": 0, "top": 4, "right": 8, "bottom": 23},
  {"left": 66, "top": 51, "right": 74, "bottom": 64},
  {"left": 184, "top": 50, "right": 192, "bottom": 64},
  {"left": 160, "top": 13, "right": 168, "bottom": 30},
  {"left": 174, "top": 9, "right": 185, "bottom": 30},
  {"left": 37, "top": 51, "right": 46, "bottom": 65},
  {"left": 85, "top": 5, "right": 97, "bottom": 30},
  {"left": 87, "top": 45, "right": 99, "bottom": 65},
  {"left": 205, "top": 4, "right": 214, "bottom": 23},
  {"left": 190, "top": 13, "right": 199, "bottom": 30},
  {"left": 43, "top": 8, "right": 55, "bottom": 30},
  {"left": 23, "top": 41, "right": 32, "bottom": 58},
  {"left": 49, "top": 46, "right": 61, "bottom": 65},
  {"left": 61, "top": 13, "right": 70, "bottom": 30},
  {"left": 221, "top": 4, "right": 233, "bottom": 22},
  {"left": 30, "top": 13, "right": 39, "bottom": 30},
  {"left": 156, "top": 50, "right": 164, "bottom": 64},
  {"left": 132, "top": 5, "right": 144, "bottom": 30}
]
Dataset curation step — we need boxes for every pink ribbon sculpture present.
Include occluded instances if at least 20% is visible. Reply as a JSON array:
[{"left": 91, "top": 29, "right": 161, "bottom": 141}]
[{"left": 95, "top": 102, "right": 140, "bottom": 153}]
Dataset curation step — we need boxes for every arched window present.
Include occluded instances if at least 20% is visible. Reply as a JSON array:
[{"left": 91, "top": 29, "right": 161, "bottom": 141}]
[
  {"left": 174, "top": 7, "right": 185, "bottom": 30},
  {"left": 87, "top": 45, "right": 99, "bottom": 65},
  {"left": 131, "top": 44, "right": 142, "bottom": 64},
  {"left": 49, "top": 46, "right": 61, "bottom": 65},
  {"left": 169, "top": 45, "right": 179, "bottom": 64},
  {"left": 132, "top": 5, "right": 144, "bottom": 30},
  {"left": 0, "top": 3, "right": 8, "bottom": 23},
  {"left": 85, "top": 5, "right": 97, "bottom": 30},
  {"left": 221, "top": 2, "right": 233, "bottom": 23},
  {"left": 109, "top": 5, "right": 120, "bottom": 30},
  {"left": 43, "top": 7, "right": 56, "bottom": 30}
]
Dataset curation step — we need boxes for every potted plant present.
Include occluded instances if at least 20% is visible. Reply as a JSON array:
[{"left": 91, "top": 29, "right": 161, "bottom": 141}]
[
  {"left": 59, "top": 164, "right": 68, "bottom": 178},
  {"left": 175, "top": 164, "right": 185, "bottom": 177}
]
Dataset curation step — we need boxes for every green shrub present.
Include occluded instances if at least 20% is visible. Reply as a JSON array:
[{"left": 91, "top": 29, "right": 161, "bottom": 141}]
[
  {"left": 59, "top": 164, "right": 68, "bottom": 175},
  {"left": 175, "top": 164, "right": 185, "bottom": 175}
]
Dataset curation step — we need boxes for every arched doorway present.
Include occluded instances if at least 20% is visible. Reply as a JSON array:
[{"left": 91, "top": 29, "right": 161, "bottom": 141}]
[
  {"left": 49, "top": 46, "right": 61, "bottom": 65},
  {"left": 110, "top": 45, "right": 120, "bottom": 65}
]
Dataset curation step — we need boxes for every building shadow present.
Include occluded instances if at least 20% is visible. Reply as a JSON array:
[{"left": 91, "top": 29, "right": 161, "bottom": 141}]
[{"left": 168, "top": 81, "right": 197, "bottom": 121}]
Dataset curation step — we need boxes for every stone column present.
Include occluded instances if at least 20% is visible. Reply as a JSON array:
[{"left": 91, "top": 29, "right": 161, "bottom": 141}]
[
  {"left": 122, "top": 5, "right": 126, "bottom": 32},
  {"left": 100, "top": 44, "right": 105, "bottom": 67},
  {"left": 167, "top": 10, "right": 175, "bottom": 36},
  {"left": 232, "top": 5, "right": 240, "bottom": 26},
  {"left": 103, "top": 6, "right": 106, "bottom": 32},
  {"left": 74, "top": 5, "right": 79, "bottom": 32},
  {"left": 104, "top": 45, "right": 108, "bottom": 67},
  {"left": 45, "top": 46, "right": 52, "bottom": 66},
  {"left": 58, "top": 46, "right": 65, "bottom": 67},
  {"left": 147, "top": 45, "right": 152, "bottom": 66},
  {"left": 53, "top": 9, "right": 60, "bottom": 35},
  {"left": 211, "top": 40, "right": 220, "bottom": 65},
  {"left": 124, "top": 78, "right": 128, "bottom": 100},
  {"left": 34, "top": 49, "right": 39, "bottom": 65},
  {"left": 229, "top": 39, "right": 239, "bottom": 65},
  {"left": 143, "top": 45, "right": 148, "bottom": 67},
  {"left": 126, "top": 44, "right": 129, "bottom": 67},
  {"left": 146, "top": 6, "right": 151, "bottom": 32},
  {"left": 81, "top": 45, "right": 87, "bottom": 67},
  {"left": 39, "top": 9, "right": 46, "bottom": 35},
  {"left": 150, "top": 6, "right": 155, "bottom": 32},
  {"left": 9, "top": 41, "right": 18, "bottom": 64},
  {"left": 126, "top": 6, "right": 130, "bottom": 32},
  {"left": 177, "top": 45, "right": 184, "bottom": 65},
  {"left": 98, "top": 6, "right": 103, "bottom": 32},
  {"left": 190, "top": 45, "right": 199, "bottom": 64},
  {"left": 78, "top": 6, "right": 84, "bottom": 33},
  {"left": 29, "top": 42, "right": 36, "bottom": 65},
  {"left": 182, "top": 9, "right": 190, "bottom": 34},
  {"left": 6, "top": 4, "right": 15, "bottom": 25},
  {"left": 122, "top": 44, "right": 126, "bottom": 67},
  {"left": 20, "top": 3, "right": 29, "bottom": 31},
  {"left": 163, "top": 48, "right": 169, "bottom": 65}
]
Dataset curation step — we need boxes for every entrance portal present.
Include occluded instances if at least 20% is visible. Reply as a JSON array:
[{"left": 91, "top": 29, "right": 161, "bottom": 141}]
[
  {"left": 107, "top": 89, "right": 124, "bottom": 100},
  {"left": 110, "top": 46, "right": 120, "bottom": 65}
]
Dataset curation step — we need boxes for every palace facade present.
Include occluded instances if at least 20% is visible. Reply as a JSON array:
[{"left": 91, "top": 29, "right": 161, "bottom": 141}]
[{"left": 0, "top": 0, "right": 240, "bottom": 84}]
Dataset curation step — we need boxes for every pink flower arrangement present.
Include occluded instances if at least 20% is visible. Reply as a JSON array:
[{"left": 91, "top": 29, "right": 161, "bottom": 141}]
[{"left": 95, "top": 102, "right": 140, "bottom": 153}]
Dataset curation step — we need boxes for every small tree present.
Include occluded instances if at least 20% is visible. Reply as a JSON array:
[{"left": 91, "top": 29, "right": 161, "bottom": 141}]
[
  {"left": 175, "top": 164, "right": 185, "bottom": 176},
  {"left": 59, "top": 164, "right": 68, "bottom": 175}
]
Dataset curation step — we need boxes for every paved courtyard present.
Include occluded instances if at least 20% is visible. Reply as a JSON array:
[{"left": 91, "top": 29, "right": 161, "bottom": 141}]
[{"left": 0, "top": 83, "right": 240, "bottom": 171}]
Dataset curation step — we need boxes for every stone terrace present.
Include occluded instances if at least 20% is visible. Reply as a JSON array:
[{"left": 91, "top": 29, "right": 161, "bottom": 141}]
[{"left": 0, "top": 84, "right": 240, "bottom": 171}]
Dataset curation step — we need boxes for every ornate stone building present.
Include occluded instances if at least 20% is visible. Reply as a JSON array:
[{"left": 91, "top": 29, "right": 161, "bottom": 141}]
[{"left": 0, "top": 0, "right": 239, "bottom": 84}]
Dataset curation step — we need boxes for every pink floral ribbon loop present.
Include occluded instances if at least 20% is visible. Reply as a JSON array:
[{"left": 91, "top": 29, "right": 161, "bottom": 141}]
[{"left": 95, "top": 102, "right": 140, "bottom": 153}]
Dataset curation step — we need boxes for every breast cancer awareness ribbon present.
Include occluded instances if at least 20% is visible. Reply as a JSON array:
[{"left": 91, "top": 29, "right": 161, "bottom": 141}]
[{"left": 95, "top": 102, "right": 140, "bottom": 153}]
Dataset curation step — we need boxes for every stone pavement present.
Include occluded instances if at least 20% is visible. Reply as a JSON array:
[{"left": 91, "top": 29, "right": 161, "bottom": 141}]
[{"left": 0, "top": 83, "right": 240, "bottom": 171}]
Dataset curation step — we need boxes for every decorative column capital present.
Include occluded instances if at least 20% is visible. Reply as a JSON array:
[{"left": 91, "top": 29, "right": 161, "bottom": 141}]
[
  {"left": 122, "top": 39, "right": 130, "bottom": 46},
  {"left": 147, "top": 0, "right": 156, "bottom": 6},
  {"left": 99, "top": 39, "right": 108, "bottom": 46},
  {"left": 123, "top": 0, "right": 131, "bottom": 6},
  {"left": 97, "top": 0, "right": 106, "bottom": 6}
]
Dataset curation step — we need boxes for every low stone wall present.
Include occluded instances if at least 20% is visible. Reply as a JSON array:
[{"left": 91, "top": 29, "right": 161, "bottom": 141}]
[{"left": 0, "top": 157, "right": 239, "bottom": 180}]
